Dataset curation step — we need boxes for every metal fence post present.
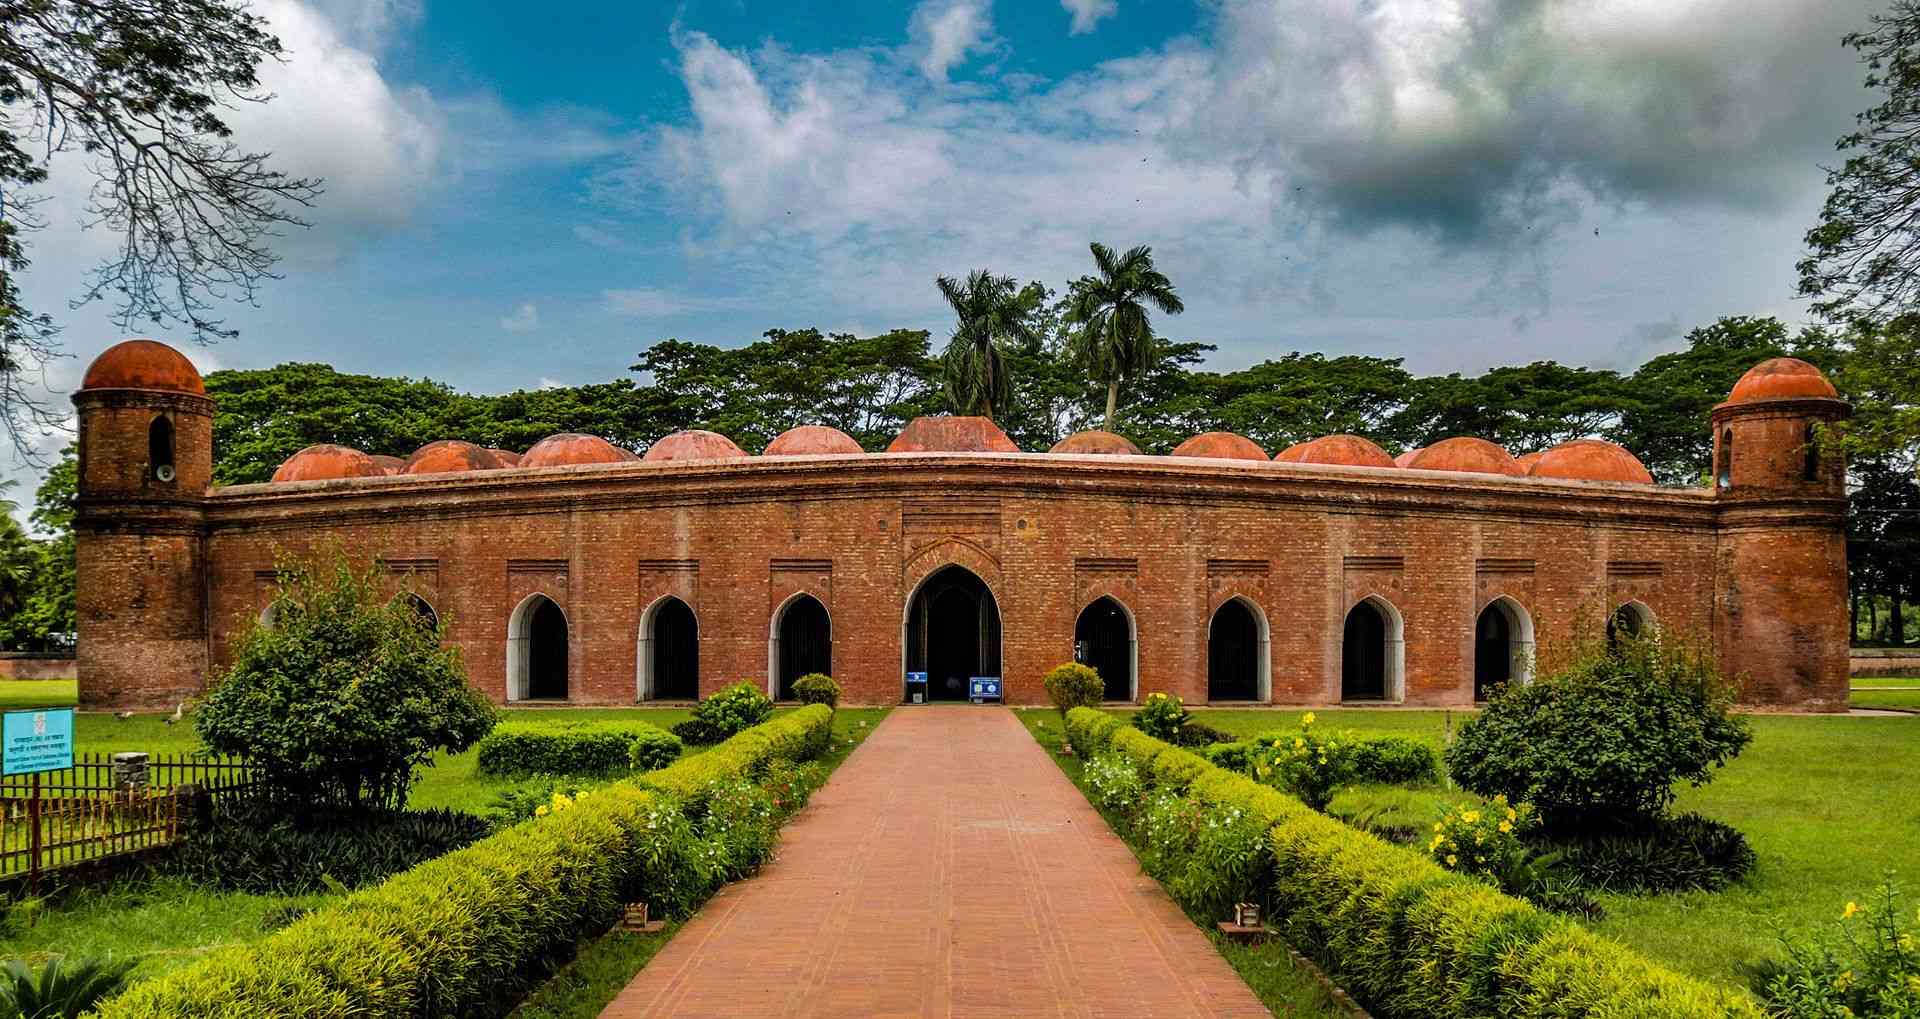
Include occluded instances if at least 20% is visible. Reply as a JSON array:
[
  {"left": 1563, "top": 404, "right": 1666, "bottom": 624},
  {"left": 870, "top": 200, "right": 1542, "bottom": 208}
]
[{"left": 27, "top": 772, "right": 41, "bottom": 896}]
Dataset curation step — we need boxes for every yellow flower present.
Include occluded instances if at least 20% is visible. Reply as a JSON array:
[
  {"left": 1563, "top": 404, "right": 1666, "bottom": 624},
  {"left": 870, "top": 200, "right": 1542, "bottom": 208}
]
[
  {"left": 1445, "top": 854, "right": 1458, "bottom": 867},
  {"left": 1433, "top": 822, "right": 1444, "bottom": 832},
  {"left": 1833, "top": 970, "right": 1854, "bottom": 992},
  {"left": 1302, "top": 712, "right": 1316, "bottom": 725},
  {"left": 1462, "top": 810, "right": 1481, "bottom": 824},
  {"left": 1843, "top": 901, "right": 1860, "bottom": 920},
  {"left": 534, "top": 805, "right": 550, "bottom": 817},
  {"left": 1498, "top": 821, "right": 1513, "bottom": 834},
  {"left": 1505, "top": 807, "right": 1517, "bottom": 822}
]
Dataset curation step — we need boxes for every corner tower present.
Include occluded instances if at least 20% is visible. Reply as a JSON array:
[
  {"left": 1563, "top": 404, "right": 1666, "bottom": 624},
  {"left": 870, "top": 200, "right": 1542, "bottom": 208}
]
[
  {"left": 72, "top": 339, "right": 214, "bottom": 709},
  {"left": 1710, "top": 357, "right": 1851, "bottom": 709}
]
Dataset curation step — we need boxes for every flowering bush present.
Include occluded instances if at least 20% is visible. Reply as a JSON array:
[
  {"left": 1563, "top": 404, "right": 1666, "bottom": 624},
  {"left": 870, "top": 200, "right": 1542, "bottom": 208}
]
[
  {"left": 1043, "top": 662, "right": 1105, "bottom": 718},
  {"left": 1247, "top": 713, "right": 1355, "bottom": 810},
  {"left": 1756, "top": 883, "right": 1920, "bottom": 1018},
  {"left": 759, "top": 759, "right": 828, "bottom": 817},
  {"left": 1084, "top": 752, "right": 1146, "bottom": 816},
  {"left": 1133, "top": 692, "right": 1192, "bottom": 741},
  {"left": 672, "top": 682, "right": 775, "bottom": 745},
  {"left": 1137, "top": 788, "right": 1208, "bottom": 878},
  {"left": 1168, "top": 801, "right": 1271, "bottom": 921},
  {"left": 1427, "top": 796, "right": 1532, "bottom": 876}
]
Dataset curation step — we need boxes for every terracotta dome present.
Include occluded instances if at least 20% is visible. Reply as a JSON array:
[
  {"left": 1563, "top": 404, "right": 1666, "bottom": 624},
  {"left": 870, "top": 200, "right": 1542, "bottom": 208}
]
[
  {"left": 1049, "top": 430, "right": 1142, "bottom": 455},
  {"left": 1514, "top": 451, "right": 1544, "bottom": 473},
  {"left": 1406, "top": 437, "right": 1524, "bottom": 476},
  {"left": 368, "top": 454, "right": 406, "bottom": 475},
  {"left": 765, "top": 425, "right": 864, "bottom": 456},
  {"left": 272, "top": 444, "right": 383, "bottom": 483},
  {"left": 887, "top": 416, "right": 1020, "bottom": 453},
  {"left": 487, "top": 448, "right": 521, "bottom": 467},
  {"left": 1528, "top": 439, "right": 1654, "bottom": 485},
  {"left": 1393, "top": 447, "right": 1423, "bottom": 468},
  {"left": 1274, "top": 435, "right": 1396, "bottom": 469},
  {"left": 404, "top": 440, "right": 502, "bottom": 475},
  {"left": 644, "top": 430, "right": 748, "bottom": 462},
  {"left": 520, "top": 433, "right": 631, "bottom": 468},
  {"left": 81, "top": 339, "right": 205, "bottom": 394},
  {"left": 1725, "top": 357, "right": 1839, "bottom": 404},
  {"left": 1170, "top": 431, "right": 1269, "bottom": 461}
]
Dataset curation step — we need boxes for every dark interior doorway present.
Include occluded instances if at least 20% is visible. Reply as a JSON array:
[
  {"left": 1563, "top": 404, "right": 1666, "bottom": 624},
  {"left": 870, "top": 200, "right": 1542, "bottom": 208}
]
[
  {"left": 1474, "top": 603, "right": 1510, "bottom": 701},
  {"left": 906, "top": 566, "right": 1001, "bottom": 701},
  {"left": 776, "top": 595, "right": 831, "bottom": 700},
  {"left": 1207, "top": 599, "right": 1260, "bottom": 701},
  {"left": 652, "top": 597, "right": 699, "bottom": 700},
  {"left": 1606, "top": 602, "right": 1646, "bottom": 647},
  {"left": 527, "top": 596, "right": 568, "bottom": 700},
  {"left": 1342, "top": 601, "right": 1387, "bottom": 701},
  {"left": 1076, "top": 597, "right": 1133, "bottom": 701},
  {"left": 400, "top": 593, "right": 438, "bottom": 632}
]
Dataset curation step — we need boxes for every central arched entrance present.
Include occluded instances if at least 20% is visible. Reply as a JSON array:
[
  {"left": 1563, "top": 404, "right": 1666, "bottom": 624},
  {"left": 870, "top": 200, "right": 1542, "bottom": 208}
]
[
  {"left": 1075, "top": 597, "right": 1135, "bottom": 702},
  {"left": 905, "top": 565, "right": 1002, "bottom": 701},
  {"left": 643, "top": 596, "right": 699, "bottom": 700},
  {"left": 508, "top": 593, "right": 569, "bottom": 701},
  {"left": 772, "top": 594, "right": 832, "bottom": 700},
  {"left": 1207, "top": 597, "right": 1268, "bottom": 702}
]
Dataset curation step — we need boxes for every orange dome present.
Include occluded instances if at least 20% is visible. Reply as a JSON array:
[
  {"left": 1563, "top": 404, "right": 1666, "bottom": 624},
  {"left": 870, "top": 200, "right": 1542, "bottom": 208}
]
[
  {"left": 81, "top": 339, "right": 205, "bottom": 394},
  {"left": 404, "top": 440, "right": 502, "bottom": 475},
  {"left": 1725, "top": 357, "right": 1839, "bottom": 404},
  {"left": 1406, "top": 437, "right": 1523, "bottom": 476},
  {"left": 764, "top": 425, "right": 863, "bottom": 456},
  {"left": 1274, "top": 434, "right": 1396, "bottom": 469},
  {"left": 368, "top": 454, "right": 406, "bottom": 475},
  {"left": 644, "top": 430, "right": 748, "bottom": 462},
  {"left": 1514, "top": 451, "right": 1544, "bottom": 473},
  {"left": 1049, "top": 430, "right": 1142, "bottom": 455},
  {"left": 487, "top": 448, "right": 521, "bottom": 467},
  {"left": 521, "top": 433, "right": 631, "bottom": 468},
  {"left": 1393, "top": 447, "right": 1423, "bottom": 468},
  {"left": 272, "top": 444, "right": 383, "bottom": 483},
  {"left": 1170, "top": 431, "right": 1268, "bottom": 461},
  {"left": 887, "top": 416, "right": 1020, "bottom": 453},
  {"left": 1527, "top": 439, "right": 1654, "bottom": 484}
]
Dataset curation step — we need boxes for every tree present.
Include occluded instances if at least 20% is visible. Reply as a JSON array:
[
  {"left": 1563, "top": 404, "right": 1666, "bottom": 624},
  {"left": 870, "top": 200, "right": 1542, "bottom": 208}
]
[
  {"left": 0, "top": 1, "right": 322, "bottom": 452},
  {"left": 196, "top": 549, "right": 497, "bottom": 811},
  {"left": 1066, "top": 243, "right": 1185, "bottom": 431},
  {"left": 935, "top": 269, "right": 1038, "bottom": 420}
]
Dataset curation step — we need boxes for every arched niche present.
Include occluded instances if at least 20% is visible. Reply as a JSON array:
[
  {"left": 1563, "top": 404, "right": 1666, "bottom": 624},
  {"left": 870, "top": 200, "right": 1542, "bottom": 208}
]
[
  {"left": 1341, "top": 595, "right": 1405, "bottom": 702},
  {"left": 1075, "top": 596, "right": 1137, "bottom": 702},
  {"left": 1473, "top": 596, "right": 1535, "bottom": 700},
  {"left": 1207, "top": 596, "right": 1269, "bottom": 702},
  {"left": 507, "top": 593, "right": 569, "bottom": 701}
]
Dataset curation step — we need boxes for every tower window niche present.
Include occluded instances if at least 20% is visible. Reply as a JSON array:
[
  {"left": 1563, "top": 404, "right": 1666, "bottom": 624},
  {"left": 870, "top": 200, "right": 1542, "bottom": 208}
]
[
  {"left": 1715, "top": 428, "right": 1733, "bottom": 490},
  {"left": 148, "top": 415, "right": 176, "bottom": 482}
]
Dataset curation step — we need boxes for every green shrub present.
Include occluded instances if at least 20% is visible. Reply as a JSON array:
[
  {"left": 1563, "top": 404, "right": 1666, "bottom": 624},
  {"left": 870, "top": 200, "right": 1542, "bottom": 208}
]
[
  {"left": 1448, "top": 630, "right": 1750, "bottom": 832},
  {"left": 1751, "top": 882, "right": 1920, "bottom": 1018},
  {"left": 1042, "top": 662, "right": 1104, "bottom": 717},
  {"left": 1348, "top": 735, "right": 1440, "bottom": 785},
  {"left": 1326, "top": 784, "right": 1477, "bottom": 844},
  {"left": 792, "top": 673, "right": 840, "bottom": 708},
  {"left": 156, "top": 801, "right": 491, "bottom": 894},
  {"left": 671, "top": 682, "right": 775, "bottom": 745},
  {"left": 1131, "top": 691, "right": 1190, "bottom": 740},
  {"left": 91, "top": 707, "right": 836, "bottom": 1019},
  {"left": 1545, "top": 812, "right": 1755, "bottom": 893},
  {"left": 1064, "top": 706, "right": 1122, "bottom": 753},
  {"left": 702, "top": 776, "right": 780, "bottom": 879},
  {"left": 481, "top": 777, "right": 610, "bottom": 829},
  {"left": 475, "top": 721, "right": 682, "bottom": 777},
  {"left": 1170, "top": 720, "right": 1235, "bottom": 747},
  {"left": 1167, "top": 800, "right": 1271, "bottom": 922},
  {"left": 0, "top": 955, "right": 135, "bottom": 1019},
  {"left": 1083, "top": 752, "right": 1145, "bottom": 815},
  {"left": 196, "top": 551, "right": 498, "bottom": 811},
  {"left": 759, "top": 759, "right": 829, "bottom": 818},
  {"left": 1247, "top": 713, "right": 1356, "bottom": 810}
]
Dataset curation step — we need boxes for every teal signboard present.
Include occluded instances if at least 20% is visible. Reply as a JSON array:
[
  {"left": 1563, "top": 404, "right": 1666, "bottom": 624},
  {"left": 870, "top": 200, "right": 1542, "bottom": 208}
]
[{"left": 3, "top": 708, "right": 74, "bottom": 776}]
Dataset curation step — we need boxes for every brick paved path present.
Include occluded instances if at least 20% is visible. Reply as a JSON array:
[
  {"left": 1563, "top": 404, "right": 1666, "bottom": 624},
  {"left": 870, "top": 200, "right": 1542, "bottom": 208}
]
[{"left": 600, "top": 706, "right": 1269, "bottom": 1019}]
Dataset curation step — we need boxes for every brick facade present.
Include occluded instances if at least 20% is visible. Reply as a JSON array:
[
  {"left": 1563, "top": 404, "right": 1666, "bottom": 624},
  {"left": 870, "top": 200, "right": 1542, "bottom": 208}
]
[{"left": 71, "top": 347, "right": 1853, "bottom": 712}]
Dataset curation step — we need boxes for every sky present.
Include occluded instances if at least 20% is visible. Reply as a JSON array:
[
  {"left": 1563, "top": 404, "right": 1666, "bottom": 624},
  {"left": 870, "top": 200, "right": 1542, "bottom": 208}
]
[{"left": 2, "top": 0, "right": 1894, "bottom": 497}]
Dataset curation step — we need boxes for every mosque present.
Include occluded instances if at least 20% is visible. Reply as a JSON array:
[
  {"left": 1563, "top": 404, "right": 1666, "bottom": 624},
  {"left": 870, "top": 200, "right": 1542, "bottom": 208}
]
[{"left": 71, "top": 340, "right": 1851, "bottom": 710}]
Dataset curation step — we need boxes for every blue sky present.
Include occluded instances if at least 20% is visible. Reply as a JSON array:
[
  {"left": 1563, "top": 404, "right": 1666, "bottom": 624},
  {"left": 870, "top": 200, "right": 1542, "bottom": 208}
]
[{"left": 7, "top": 0, "right": 1894, "bottom": 489}]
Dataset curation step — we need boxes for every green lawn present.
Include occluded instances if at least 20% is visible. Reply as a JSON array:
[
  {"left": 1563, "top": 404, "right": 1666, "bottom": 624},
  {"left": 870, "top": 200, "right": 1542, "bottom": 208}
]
[
  {"left": 5, "top": 705, "right": 887, "bottom": 994},
  {"left": 1851, "top": 688, "right": 1920, "bottom": 712},
  {"left": 0, "top": 679, "right": 77, "bottom": 710},
  {"left": 1045, "top": 706, "right": 1920, "bottom": 992},
  {"left": 1850, "top": 676, "right": 1920, "bottom": 687}
]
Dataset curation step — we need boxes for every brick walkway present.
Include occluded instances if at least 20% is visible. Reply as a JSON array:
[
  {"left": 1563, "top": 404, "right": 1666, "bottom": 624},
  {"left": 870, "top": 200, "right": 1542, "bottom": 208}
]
[{"left": 600, "top": 706, "right": 1268, "bottom": 1019}]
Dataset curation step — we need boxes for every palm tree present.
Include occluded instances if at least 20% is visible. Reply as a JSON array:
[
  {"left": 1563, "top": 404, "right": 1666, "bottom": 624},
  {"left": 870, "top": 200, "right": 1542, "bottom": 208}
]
[
  {"left": 936, "top": 270, "right": 1039, "bottom": 420},
  {"left": 1067, "top": 242, "right": 1185, "bottom": 431}
]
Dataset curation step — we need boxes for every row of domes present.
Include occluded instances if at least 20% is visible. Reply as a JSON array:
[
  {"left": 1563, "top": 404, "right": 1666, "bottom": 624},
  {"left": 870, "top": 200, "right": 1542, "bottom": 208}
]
[{"left": 269, "top": 420, "right": 1656, "bottom": 486}]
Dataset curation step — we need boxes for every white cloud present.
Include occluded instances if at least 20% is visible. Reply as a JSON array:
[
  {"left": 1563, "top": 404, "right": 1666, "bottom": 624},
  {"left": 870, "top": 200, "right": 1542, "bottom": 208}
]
[
  {"left": 603, "top": 288, "right": 693, "bottom": 318},
  {"left": 500, "top": 302, "right": 541, "bottom": 333},
  {"left": 1061, "top": 0, "right": 1116, "bottom": 35},
  {"left": 910, "top": 0, "right": 995, "bottom": 82}
]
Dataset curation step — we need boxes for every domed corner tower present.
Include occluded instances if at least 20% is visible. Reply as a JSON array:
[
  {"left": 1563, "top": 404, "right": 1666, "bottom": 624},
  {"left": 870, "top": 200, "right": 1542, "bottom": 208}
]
[
  {"left": 71, "top": 339, "right": 216, "bottom": 710},
  {"left": 1708, "top": 357, "right": 1851, "bottom": 711}
]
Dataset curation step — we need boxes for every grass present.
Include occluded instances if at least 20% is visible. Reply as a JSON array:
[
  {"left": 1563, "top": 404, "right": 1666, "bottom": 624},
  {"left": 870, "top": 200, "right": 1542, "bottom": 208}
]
[
  {"left": 1052, "top": 706, "right": 1920, "bottom": 992},
  {"left": 0, "top": 680, "right": 77, "bottom": 710},
  {"left": 1017, "top": 710, "right": 1347, "bottom": 1019},
  {"left": 1850, "top": 676, "right": 1920, "bottom": 688},
  {"left": 1852, "top": 688, "right": 1920, "bottom": 712}
]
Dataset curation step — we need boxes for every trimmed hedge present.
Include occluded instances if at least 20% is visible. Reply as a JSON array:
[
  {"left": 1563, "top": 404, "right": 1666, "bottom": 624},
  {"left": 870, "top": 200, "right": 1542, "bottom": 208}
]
[
  {"left": 95, "top": 706, "right": 836, "bottom": 1019},
  {"left": 1061, "top": 709, "right": 1761, "bottom": 1019},
  {"left": 475, "top": 721, "right": 683, "bottom": 777},
  {"left": 1201, "top": 731, "right": 1440, "bottom": 785}
]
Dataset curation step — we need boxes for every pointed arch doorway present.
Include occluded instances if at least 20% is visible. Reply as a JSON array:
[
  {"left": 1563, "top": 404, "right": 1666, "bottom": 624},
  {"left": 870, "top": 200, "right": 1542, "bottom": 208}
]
[
  {"left": 905, "top": 565, "right": 1001, "bottom": 702},
  {"left": 1075, "top": 597, "right": 1135, "bottom": 702}
]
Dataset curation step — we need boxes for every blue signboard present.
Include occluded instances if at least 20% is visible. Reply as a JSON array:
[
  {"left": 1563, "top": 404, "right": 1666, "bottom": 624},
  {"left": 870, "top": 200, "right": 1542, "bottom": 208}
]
[
  {"left": 969, "top": 677, "right": 1003, "bottom": 703},
  {"left": 3, "top": 708, "right": 74, "bottom": 776}
]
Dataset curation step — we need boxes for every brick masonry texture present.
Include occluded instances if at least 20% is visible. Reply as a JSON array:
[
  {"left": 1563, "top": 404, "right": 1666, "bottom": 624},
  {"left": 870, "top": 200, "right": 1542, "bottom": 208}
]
[
  {"left": 598, "top": 707, "right": 1273, "bottom": 1019},
  {"left": 72, "top": 363, "right": 1852, "bottom": 712}
]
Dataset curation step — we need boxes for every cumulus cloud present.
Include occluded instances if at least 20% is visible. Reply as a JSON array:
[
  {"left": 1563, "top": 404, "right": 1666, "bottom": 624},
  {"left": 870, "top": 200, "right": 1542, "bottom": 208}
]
[
  {"left": 1062, "top": 0, "right": 1116, "bottom": 35},
  {"left": 604, "top": 288, "right": 694, "bottom": 318},
  {"left": 500, "top": 303, "right": 541, "bottom": 333},
  {"left": 910, "top": 0, "right": 995, "bottom": 82}
]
